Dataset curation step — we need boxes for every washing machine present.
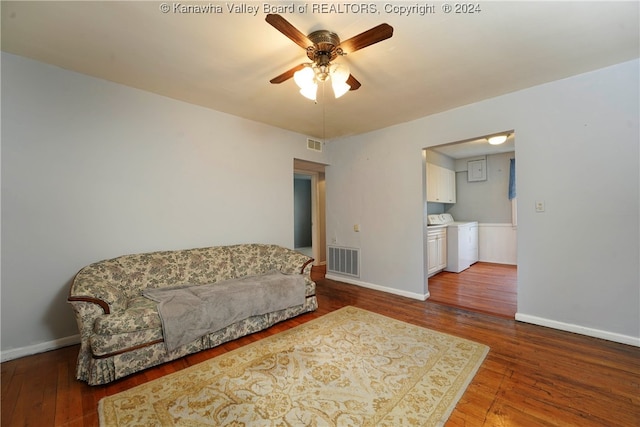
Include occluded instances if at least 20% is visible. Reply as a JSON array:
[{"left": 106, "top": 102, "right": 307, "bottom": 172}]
[{"left": 427, "top": 213, "right": 478, "bottom": 273}]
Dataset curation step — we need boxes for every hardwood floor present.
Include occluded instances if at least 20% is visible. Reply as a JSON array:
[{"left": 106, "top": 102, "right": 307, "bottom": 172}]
[
  {"left": 2, "top": 275, "right": 639, "bottom": 426},
  {"left": 428, "top": 262, "right": 517, "bottom": 318}
]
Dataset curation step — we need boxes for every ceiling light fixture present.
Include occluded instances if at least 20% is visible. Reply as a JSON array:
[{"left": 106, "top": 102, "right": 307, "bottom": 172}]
[
  {"left": 266, "top": 15, "right": 394, "bottom": 101},
  {"left": 293, "top": 60, "right": 351, "bottom": 101},
  {"left": 487, "top": 134, "right": 509, "bottom": 145},
  {"left": 290, "top": 30, "right": 353, "bottom": 102}
]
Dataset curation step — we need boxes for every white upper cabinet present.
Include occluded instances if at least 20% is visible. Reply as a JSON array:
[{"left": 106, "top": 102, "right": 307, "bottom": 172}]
[{"left": 426, "top": 163, "right": 456, "bottom": 203}]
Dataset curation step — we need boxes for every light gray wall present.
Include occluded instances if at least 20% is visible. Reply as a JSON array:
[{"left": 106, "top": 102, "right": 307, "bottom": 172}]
[
  {"left": 447, "top": 152, "right": 515, "bottom": 223},
  {"left": 1, "top": 53, "right": 329, "bottom": 357},
  {"left": 326, "top": 59, "right": 639, "bottom": 345},
  {"left": 2, "top": 53, "right": 638, "bottom": 357},
  {"left": 425, "top": 150, "right": 455, "bottom": 169}
]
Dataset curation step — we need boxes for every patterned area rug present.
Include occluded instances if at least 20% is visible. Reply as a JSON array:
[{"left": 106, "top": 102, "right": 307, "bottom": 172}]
[{"left": 99, "top": 306, "right": 489, "bottom": 426}]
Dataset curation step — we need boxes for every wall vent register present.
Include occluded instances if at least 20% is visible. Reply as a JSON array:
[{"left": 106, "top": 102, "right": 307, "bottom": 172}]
[
  {"left": 328, "top": 246, "right": 359, "bottom": 277},
  {"left": 307, "top": 138, "right": 322, "bottom": 152}
]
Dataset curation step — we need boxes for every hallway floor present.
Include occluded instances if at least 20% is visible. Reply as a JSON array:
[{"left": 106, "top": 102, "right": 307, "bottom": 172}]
[
  {"left": 295, "top": 246, "right": 313, "bottom": 258},
  {"left": 427, "top": 262, "right": 517, "bottom": 318}
]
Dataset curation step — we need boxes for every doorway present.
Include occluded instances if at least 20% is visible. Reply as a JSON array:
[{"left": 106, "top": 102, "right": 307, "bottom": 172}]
[
  {"left": 293, "top": 159, "right": 327, "bottom": 266},
  {"left": 423, "top": 132, "right": 517, "bottom": 318},
  {"left": 294, "top": 175, "right": 313, "bottom": 256}
]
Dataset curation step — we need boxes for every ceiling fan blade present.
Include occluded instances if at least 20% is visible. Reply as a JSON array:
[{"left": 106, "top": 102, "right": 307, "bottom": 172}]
[
  {"left": 347, "top": 74, "right": 361, "bottom": 91},
  {"left": 339, "top": 23, "right": 394, "bottom": 53},
  {"left": 265, "top": 14, "right": 311, "bottom": 50},
  {"left": 270, "top": 64, "right": 306, "bottom": 84}
]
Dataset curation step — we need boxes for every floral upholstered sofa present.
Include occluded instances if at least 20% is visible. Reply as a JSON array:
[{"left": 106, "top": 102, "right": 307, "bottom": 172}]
[{"left": 68, "top": 243, "right": 317, "bottom": 385}]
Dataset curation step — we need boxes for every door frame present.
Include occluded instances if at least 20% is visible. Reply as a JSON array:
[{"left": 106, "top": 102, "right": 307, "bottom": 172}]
[{"left": 294, "top": 159, "right": 327, "bottom": 266}]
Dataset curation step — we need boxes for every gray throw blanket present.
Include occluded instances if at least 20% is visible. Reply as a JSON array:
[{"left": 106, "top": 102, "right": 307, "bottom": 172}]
[{"left": 143, "top": 270, "right": 306, "bottom": 352}]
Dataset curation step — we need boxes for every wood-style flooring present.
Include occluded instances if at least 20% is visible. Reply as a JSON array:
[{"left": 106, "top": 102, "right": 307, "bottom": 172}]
[
  {"left": 2, "top": 268, "right": 639, "bottom": 426},
  {"left": 428, "top": 262, "right": 517, "bottom": 318}
]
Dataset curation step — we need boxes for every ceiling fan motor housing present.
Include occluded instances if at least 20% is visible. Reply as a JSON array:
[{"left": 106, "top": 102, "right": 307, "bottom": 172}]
[
  {"left": 306, "top": 30, "right": 343, "bottom": 81},
  {"left": 307, "top": 30, "right": 341, "bottom": 62}
]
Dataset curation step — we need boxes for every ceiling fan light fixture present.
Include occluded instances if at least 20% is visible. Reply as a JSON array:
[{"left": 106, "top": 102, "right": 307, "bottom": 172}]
[
  {"left": 315, "top": 69, "right": 329, "bottom": 82},
  {"left": 293, "top": 65, "right": 315, "bottom": 89},
  {"left": 299, "top": 84, "right": 318, "bottom": 101},
  {"left": 332, "top": 80, "right": 351, "bottom": 98},
  {"left": 330, "top": 62, "right": 350, "bottom": 84},
  {"left": 487, "top": 134, "right": 508, "bottom": 145}
]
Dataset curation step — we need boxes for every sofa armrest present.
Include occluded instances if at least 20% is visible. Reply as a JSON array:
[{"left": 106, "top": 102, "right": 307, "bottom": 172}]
[
  {"left": 273, "top": 249, "right": 314, "bottom": 276},
  {"left": 299, "top": 257, "right": 314, "bottom": 275},
  {"left": 68, "top": 282, "right": 127, "bottom": 315}
]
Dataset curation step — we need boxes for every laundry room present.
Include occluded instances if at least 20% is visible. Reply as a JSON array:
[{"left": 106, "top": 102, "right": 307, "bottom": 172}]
[{"left": 423, "top": 134, "right": 517, "bottom": 316}]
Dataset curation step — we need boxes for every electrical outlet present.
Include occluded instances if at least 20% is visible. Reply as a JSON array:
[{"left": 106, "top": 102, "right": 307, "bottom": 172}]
[
  {"left": 535, "top": 201, "right": 545, "bottom": 212},
  {"left": 354, "top": 224, "right": 360, "bottom": 232}
]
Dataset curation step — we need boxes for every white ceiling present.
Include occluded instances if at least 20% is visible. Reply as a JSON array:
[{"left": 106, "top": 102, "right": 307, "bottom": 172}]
[{"left": 2, "top": 1, "right": 638, "bottom": 142}]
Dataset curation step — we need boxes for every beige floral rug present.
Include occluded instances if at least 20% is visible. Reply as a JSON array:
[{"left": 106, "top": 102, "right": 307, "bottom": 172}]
[{"left": 99, "top": 306, "right": 489, "bottom": 426}]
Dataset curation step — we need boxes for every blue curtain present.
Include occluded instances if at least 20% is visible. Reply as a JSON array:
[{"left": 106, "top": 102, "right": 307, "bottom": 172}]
[{"left": 508, "top": 158, "right": 516, "bottom": 199}]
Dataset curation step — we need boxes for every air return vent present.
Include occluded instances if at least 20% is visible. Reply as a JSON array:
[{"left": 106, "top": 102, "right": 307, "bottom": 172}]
[
  {"left": 328, "top": 246, "right": 360, "bottom": 277},
  {"left": 307, "top": 138, "right": 322, "bottom": 152}
]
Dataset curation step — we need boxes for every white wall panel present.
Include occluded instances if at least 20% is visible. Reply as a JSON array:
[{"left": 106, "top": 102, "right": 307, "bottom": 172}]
[{"left": 478, "top": 224, "right": 517, "bottom": 265}]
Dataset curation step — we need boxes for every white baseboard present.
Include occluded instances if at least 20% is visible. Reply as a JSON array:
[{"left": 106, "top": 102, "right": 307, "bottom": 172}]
[
  {"left": 325, "top": 274, "right": 429, "bottom": 301},
  {"left": 515, "top": 313, "right": 640, "bottom": 347},
  {"left": 1, "top": 334, "right": 81, "bottom": 362}
]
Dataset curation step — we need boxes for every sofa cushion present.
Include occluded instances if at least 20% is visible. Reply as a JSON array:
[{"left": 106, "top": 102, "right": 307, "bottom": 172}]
[
  {"left": 113, "top": 246, "right": 236, "bottom": 297},
  {"left": 228, "top": 244, "right": 311, "bottom": 277},
  {"left": 228, "top": 244, "right": 280, "bottom": 277},
  {"left": 179, "top": 246, "right": 237, "bottom": 284},
  {"left": 94, "top": 296, "right": 161, "bottom": 336}
]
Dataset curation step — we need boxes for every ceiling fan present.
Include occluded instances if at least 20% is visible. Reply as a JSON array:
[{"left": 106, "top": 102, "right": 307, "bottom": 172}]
[{"left": 265, "top": 14, "right": 393, "bottom": 100}]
